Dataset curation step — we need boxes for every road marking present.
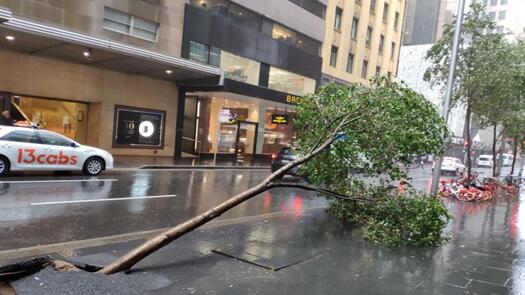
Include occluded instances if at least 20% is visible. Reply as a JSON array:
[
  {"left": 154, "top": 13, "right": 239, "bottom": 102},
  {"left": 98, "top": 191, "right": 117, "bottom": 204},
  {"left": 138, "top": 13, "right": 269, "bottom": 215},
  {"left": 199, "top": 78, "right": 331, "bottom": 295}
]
[
  {"left": 30, "top": 194, "right": 178, "bottom": 206},
  {"left": 0, "top": 178, "right": 118, "bottom": 184}
]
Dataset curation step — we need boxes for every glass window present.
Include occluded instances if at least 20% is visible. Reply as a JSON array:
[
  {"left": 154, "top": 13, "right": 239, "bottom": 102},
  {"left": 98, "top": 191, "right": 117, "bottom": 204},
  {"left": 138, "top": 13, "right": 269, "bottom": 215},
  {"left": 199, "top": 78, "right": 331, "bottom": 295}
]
[
  {"left": 361, "top": 60, "right": 368, "bottom": 79},
  {"left": 489, "top": 11, "right": 496, "bottom": 20},
  {"left": 189, "top": 41, "right": 210, "bottom": 64},
  {"left": 288, "top": 0, "right": 326, "bottom": 19},
  {"left": 334, "top": 7, "right": 343, "bottom": 30},
  {"left": 330, "top": 46, "right": 338, "bottom": 67},
  {"left": 500, "top": 0, "right": 507, "bottom": 4},
  {"left": 387, "top": 71, "right": 392, "bottom": 78},
  {"left": 132, "top": 16, "right": 159, "bottom": 41},
  {"left": 39, "top": 132, "right": 73, "bottom": 147},
  {"left": 383, "top": 3, "right": 389, "bottom": 22},
  {"left": 346, "top": 53, "right": 354, "bottom": 73},
  {"left": 263, "top": 108, "right": 298, "bottom": 154},
  {"left": 228, "top": 3, "right": 262, "bottom": 31},
  {"left": 366, "top": 26, "right": 373, "bottom": 46},
  {"left": 271, "top": 23, "right": 321, "bottom": 56},
  {"left": 379, "top": 34, "right": 384, "bottom": 54},
  {"left": 490, "top": 0, "right": 497, "bottom": 5},
  {"left": 351, "top": 18, "right": 359, "bottom": 39},
  {"left": 268, "top": 67, "right": 316, "bottom": 96},
  {"left": 190, "top": 0, "right": 261, "bottom": 30},
  {"left": 103, "top": 7, "right": 159, "bottom": 41},
  {"left": 12, "top": 96, "right": 88, "bottom": 143},
  {"left": 391, "top": 42, "right": 396, "bottom": 59},
  {"left": 394, "top": 12, "right": 400, "bottom": 30},
  {"left": 497, "top": 25, "right": 504, "bottom": 33},
  {"left": 375, "top": 66, "right": 381, "bottom": 77},
  {"left": 498, "top": 10, "right": 506, "bottom": 20},
  {"left": 220, "top": 51, "right": 260, "bottom": 85},
  {"left": 209, "top": 46, "right": 221, "bottom": 67},
  {"left": 1, "top": 130, "right": 39, "bottom": 143},
  {"left": 103, "top": 7, "right": 131, "bottom": 34},
  {"left": 370, "top": 0, "right": 376, "bottom": 14}
]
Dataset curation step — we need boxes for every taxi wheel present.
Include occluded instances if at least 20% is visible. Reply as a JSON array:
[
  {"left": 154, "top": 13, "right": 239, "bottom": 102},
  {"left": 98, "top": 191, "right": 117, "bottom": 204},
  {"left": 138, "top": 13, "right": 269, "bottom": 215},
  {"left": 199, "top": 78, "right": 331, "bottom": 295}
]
[
  {"left": 83, "top": 157, "right": 104, "bottom": 176},
  {"left": 0, "top": 156, "right": 10, "bottom": 176}
]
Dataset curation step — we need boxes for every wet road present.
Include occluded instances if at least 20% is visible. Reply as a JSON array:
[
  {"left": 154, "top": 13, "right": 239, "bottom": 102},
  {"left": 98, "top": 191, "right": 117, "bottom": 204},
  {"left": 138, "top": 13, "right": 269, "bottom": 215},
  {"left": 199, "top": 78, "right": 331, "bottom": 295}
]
[
  {"left": 0, "top": 169, "right": 327, "bottom": 251},
  {"left": 0, "top": 165, "right": 519, "bottom": 251}
]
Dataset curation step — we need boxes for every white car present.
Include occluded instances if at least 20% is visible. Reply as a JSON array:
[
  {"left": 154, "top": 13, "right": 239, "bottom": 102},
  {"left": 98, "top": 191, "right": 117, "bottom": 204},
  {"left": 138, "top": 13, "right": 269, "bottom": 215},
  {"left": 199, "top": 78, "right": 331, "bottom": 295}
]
[
  {"left": 435, "top": 157, "right": 465, "bottom": 176},
  {"left": 0, "top": 126, "right": 113, "bottom": 176},
  {"left": 501, "top": 154, "right": 514, "bottom": 167},
  {"left": 477, "top": 155, "right": 493, "bottom": 167}
]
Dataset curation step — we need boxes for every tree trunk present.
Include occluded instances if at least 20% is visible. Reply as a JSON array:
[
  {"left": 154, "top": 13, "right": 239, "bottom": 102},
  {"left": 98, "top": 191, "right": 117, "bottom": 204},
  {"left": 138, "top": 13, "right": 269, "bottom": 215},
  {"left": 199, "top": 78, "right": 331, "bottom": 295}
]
[
  {"left": 511, "top": 136, "right": 518, "bottom": 175},
  {"left": 99, "top": 132, "right": 338, "bottom": 275},
  {"left": 465, "top": 105, "right": 472, "bottom": 177},
  {"left": 492, "top": 123, "right": 497, "bottom": 177},
  {"left": 496, "top": 146, "right": 504, "bottom": 176}
]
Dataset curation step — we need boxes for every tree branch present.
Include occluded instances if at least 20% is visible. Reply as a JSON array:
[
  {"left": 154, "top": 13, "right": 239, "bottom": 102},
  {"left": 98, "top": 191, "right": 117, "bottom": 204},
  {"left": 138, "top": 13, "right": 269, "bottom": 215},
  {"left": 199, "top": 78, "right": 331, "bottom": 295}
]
[{"left": 266, "top": 182, "right": 377, "bottom": 203}]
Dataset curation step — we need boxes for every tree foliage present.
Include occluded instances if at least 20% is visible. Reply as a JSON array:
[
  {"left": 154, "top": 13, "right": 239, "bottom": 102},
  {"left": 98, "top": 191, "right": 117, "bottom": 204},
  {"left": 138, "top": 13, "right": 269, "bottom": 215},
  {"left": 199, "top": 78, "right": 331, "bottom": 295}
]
[
  {"left": 295, "top": 79, "right": 450, "bottom": 247},
  {"left": 296, "top": 79, "right": 448, "bottom": 186},
  {"left": 329, "top": 185, "right": 451, "bottom": 247},
  {"left": 424, "top": 1, "right": 506, "bottom": 176}
]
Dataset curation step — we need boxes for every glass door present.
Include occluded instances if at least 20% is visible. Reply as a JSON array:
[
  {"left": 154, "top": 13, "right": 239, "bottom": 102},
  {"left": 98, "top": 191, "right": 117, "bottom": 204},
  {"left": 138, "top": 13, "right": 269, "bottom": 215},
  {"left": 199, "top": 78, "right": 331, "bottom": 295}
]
[{"left": 236, "top": 121, "right": 258, "bottom": 162}]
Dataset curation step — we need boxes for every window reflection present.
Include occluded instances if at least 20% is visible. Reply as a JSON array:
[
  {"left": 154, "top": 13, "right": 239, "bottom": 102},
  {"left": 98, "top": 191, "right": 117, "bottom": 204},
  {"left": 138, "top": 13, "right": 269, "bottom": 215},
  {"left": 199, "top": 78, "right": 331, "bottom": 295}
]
[
  {"left": 189, "top": 41, "right": 260, "bottom": 86},
  {"left": 189, "top": 0, "right": 321, "bottom": 56},
  {"left": 268, "top": 67, "right": 316, "bottom": 96},
  {"left": 220, "top": 51, "right": 260, "bottom": 85}
]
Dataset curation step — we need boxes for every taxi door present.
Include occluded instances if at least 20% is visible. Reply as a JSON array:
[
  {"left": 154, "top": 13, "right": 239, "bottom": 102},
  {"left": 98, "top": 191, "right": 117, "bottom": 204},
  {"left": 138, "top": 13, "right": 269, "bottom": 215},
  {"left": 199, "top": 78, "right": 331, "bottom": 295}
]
[
  {"left": 35, "top": 131, "right": 80, "bottom": 171},
  {"left": 0, "top": 129, "right": 44, "bottom": 170}
]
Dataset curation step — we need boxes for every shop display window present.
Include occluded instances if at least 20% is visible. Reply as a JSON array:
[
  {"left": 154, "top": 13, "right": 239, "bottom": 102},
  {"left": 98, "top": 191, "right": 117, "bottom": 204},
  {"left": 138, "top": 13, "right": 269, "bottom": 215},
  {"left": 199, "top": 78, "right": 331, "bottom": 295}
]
[
  {"left": 12, "top": 96, "right": 88, "bottom": 143},
  {"left": 268, "top": 67, "right": 316, "bottom": 96},
  {"left": 263, "top": 109, "right": 297, "bottom": 154}
]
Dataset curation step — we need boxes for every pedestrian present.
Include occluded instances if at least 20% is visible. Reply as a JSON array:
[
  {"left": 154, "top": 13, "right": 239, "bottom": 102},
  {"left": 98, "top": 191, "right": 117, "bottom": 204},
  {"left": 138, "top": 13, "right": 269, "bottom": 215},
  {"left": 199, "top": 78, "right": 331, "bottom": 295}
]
[
  {"left": 0, "top": 111, "right": 14, "bottom": 126},
  {"left": 417, "top": 156, "right": 424, "bottom": 169}
]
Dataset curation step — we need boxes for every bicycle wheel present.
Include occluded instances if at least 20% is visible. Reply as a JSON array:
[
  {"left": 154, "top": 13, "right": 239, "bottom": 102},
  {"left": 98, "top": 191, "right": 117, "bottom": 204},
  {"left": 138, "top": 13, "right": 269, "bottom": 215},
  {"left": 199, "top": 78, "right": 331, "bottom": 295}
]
[
  {"left": 505, "top": 184, "right": 519, "bottom": 195},
  {"left": 480, "top": 191, "right": 492, "bottom": 201}
]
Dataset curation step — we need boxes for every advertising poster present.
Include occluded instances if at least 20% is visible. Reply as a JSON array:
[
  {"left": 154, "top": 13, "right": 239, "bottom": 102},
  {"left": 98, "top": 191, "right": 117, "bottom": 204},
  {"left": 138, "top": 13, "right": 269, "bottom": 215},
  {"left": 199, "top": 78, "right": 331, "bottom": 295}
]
[{"left": 114, "top": 106, "right": 165, "bottom": 148}]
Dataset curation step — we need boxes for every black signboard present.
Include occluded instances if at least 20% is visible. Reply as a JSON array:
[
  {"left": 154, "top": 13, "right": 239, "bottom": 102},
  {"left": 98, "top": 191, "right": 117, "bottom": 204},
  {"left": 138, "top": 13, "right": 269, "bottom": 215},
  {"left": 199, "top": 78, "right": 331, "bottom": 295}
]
[
  {"left": 113, "top": 105, "right": 165, "bottom": 149},
  {"left": 271, "top": 114, "right": 289, "bottom": 125}
]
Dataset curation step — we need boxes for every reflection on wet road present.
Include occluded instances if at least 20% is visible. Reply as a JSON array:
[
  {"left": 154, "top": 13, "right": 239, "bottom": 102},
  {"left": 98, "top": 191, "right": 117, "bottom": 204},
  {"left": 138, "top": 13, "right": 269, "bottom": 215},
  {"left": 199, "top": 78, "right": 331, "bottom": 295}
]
[{"left": 0, "top": 170, "right": 326, "bottom": 250}]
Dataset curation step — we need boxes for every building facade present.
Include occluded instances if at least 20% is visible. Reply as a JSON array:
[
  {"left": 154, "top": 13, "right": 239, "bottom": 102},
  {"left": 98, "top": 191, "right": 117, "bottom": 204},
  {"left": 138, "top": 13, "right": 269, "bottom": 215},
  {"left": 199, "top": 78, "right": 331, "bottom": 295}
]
[
  {"left": 403, "top": 0, "right": 441, "bottom": 45},
  {"left": 397, "top": 44, "right": 466, "bottom": 137},
  {"left": 0, "top": 0, "right": 224, "bottom": 158},
  {"left": 177, "top": 0, "right": 325, "bottom": 159},
  {"left": 320, "top": 0, "right": 405, "bottom": 85},
  {"left": 0, "top": 0, "right": 326, "bottom": 160},
  {"left": 484, "top": 0, "right": 525, "bottom": 39}
]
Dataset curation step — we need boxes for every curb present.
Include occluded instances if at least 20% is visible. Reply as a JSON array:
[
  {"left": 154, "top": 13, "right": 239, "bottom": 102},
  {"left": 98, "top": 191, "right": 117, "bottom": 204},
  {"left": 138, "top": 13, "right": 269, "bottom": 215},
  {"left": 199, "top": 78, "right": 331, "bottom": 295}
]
[{"left": 138, "top": 165, "right": 270, "bottom": 170}]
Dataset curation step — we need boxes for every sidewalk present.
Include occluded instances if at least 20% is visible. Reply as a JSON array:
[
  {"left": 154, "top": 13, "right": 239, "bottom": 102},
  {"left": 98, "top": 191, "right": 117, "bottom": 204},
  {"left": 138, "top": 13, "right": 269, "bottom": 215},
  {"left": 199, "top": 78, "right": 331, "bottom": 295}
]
[
  {"left": 113, "top": 156, "right": 271, "bottom": 170},
  {"left": 5, "top": 193, "right": 525, "bottom": 294}
]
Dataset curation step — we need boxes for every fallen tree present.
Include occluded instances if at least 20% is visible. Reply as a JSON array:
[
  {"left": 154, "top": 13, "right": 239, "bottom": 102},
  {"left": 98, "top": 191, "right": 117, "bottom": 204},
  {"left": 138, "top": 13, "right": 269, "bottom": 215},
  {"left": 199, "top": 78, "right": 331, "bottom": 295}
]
[{"left": 99, "top": 79, "right": 449, "bottom": 275}]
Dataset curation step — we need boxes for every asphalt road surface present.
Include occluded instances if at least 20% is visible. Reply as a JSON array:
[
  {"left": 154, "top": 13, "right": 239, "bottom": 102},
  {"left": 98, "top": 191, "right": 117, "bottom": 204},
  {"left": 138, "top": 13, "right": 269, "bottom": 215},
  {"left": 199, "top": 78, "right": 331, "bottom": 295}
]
[{"left": 0, "top": 165, "right": 520, "bottom": 252}]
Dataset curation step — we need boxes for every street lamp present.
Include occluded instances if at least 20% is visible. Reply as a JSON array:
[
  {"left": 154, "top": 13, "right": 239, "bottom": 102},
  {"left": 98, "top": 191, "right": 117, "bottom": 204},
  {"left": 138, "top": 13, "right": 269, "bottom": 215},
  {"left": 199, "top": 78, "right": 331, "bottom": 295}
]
[{"left": 430, "top": 0, "right": 466, "bottom": 195}]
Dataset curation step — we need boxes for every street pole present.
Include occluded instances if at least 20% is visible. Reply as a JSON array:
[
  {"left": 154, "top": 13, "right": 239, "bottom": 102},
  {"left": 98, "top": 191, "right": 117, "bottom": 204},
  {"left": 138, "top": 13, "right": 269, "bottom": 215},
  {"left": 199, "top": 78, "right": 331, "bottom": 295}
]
[{"left": 430, "top": 0, "right": 466, "bottom": 195}]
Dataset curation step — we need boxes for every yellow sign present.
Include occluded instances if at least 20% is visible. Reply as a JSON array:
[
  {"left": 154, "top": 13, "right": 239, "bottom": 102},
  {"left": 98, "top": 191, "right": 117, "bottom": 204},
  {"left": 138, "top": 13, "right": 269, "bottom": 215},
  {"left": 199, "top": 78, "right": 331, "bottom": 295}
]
[
  {"left": 271, "top": 114, "right": 288, "bottom": 124},
  {"left": 286, "top": 95, "right": 302, "bottom": 104}
]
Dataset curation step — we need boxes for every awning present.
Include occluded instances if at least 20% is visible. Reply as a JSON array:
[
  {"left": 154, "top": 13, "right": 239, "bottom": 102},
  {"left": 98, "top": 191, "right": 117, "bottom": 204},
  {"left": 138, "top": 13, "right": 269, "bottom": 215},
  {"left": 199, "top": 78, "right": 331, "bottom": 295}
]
[{"left": 0, "top": 7, "right": 224, "bottom": 85}]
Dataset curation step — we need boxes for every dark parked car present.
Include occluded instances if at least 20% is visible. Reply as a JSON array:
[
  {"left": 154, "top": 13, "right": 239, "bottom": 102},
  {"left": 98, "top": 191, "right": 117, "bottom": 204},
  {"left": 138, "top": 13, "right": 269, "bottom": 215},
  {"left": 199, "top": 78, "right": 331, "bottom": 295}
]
[{"left": 271, "top": 147, "right": 300, "bottom": 175}]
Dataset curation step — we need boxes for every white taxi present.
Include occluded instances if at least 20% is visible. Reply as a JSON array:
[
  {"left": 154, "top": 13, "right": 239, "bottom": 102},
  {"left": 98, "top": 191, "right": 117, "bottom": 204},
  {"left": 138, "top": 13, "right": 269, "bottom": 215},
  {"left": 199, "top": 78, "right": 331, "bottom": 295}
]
[{"left": 0, "top": 126, "right": 113, "bottom": 176}]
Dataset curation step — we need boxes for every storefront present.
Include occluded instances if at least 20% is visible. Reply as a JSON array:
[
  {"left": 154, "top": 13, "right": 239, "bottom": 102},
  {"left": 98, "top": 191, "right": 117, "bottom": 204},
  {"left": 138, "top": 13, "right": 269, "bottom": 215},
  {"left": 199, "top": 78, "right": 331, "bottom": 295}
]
[
  {"left": 0, "top": 6, "right": 222, "bottom": 157},
  {"left": 8, "top": 95, "right": 88, "bottom": 143},
  {"left": 180, "top": 88, "right": 301, "bottom": 159}
]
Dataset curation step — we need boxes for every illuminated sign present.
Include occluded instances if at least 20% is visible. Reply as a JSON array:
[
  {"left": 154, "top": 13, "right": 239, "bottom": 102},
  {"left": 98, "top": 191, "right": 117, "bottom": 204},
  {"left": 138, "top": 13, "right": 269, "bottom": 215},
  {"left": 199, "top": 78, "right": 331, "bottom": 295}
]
[
  {"left": 114, "top": 105, "right": 165, "bottom": 148},
  {"left": 286, "top": 95, "right": 303, "bottom": 104},
  {"left": 271, "top": 114, "right": 288, "bottom": 125}
]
